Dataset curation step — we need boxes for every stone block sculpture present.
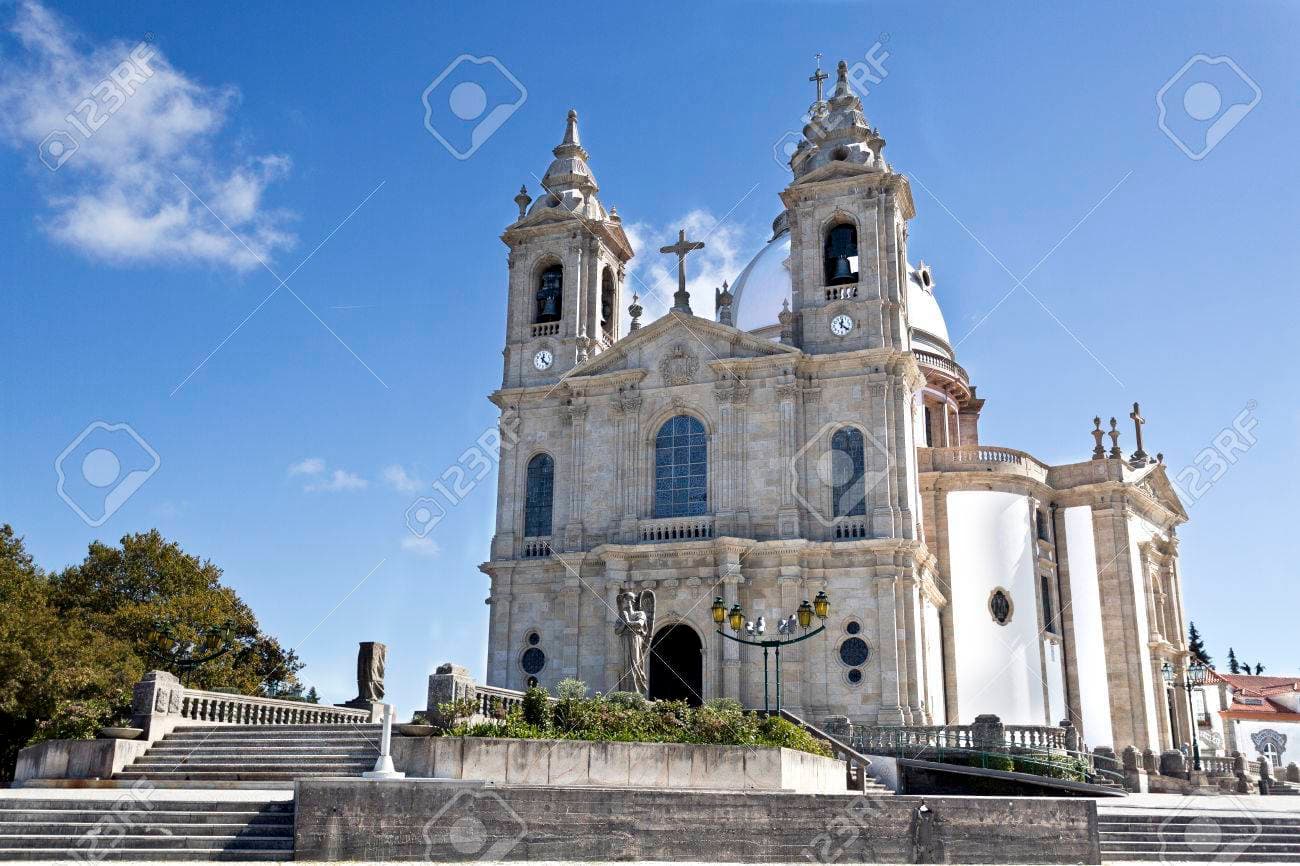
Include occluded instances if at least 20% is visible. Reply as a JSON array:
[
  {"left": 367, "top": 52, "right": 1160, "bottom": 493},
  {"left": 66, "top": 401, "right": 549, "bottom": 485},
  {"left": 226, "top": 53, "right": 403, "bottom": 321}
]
[{"left": 614, "top": 589, "right": 655, "bottom": 696}]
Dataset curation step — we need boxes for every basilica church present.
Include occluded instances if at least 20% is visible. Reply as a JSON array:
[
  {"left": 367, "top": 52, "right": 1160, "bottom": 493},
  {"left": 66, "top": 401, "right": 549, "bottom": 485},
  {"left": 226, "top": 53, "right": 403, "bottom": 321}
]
[{"left": 480, "top": 61, "right": 1194, "bottom": 754}]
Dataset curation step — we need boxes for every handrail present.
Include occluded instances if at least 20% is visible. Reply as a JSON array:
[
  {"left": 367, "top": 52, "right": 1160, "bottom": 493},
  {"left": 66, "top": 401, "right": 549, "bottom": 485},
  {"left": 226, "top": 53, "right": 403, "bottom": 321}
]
[{"left": 779, "top": 708, "right": 874, "bottom": 792}]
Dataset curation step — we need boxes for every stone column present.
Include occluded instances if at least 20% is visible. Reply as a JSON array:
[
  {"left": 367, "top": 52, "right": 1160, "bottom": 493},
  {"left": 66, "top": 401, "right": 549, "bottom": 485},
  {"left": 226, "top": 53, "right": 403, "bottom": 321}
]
[
  {"left": 612, "top": 392, "right": 642, "bottom": 543},
  {"left": 874, "top": 574, "right": 905, "bottom": 725},
  {"left": 777, "top": 561, "right": 803, "bottom": 713},
  {"left": 562, "top": 400, "right": 588, "bottom": 550},
  {"left": 776, "top": 381, "right": 800, "bottom": 538},
  {"left": 719, "top": 561, "right": 743, "bottom": 702},
  {"left": 869, "top": 383, "right": 894, "bottom": 538}
]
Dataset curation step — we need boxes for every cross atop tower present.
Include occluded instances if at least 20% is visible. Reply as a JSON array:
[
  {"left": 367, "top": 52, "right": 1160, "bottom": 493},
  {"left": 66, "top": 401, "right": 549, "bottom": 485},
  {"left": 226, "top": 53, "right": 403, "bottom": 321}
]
[
  {"left": 809, "top": 53, "right": 828, "bottom": 103},
  {"left": 1129, "top": 402, "right": 1150, "bottom": 467},
  {"left": 660, "top": 228, "right": 705, "bottom": 315}
]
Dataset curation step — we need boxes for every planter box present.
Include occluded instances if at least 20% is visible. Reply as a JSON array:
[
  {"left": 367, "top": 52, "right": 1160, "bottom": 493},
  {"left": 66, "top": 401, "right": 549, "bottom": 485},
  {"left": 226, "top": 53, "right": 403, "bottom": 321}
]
[{"left": 391, "top": 736, "right": 845, "bottom": 793}]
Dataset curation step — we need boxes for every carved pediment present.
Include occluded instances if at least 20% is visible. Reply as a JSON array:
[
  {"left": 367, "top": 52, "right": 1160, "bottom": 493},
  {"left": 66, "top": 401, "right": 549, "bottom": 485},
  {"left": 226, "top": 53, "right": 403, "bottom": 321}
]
[{"left": 1130, "top": 464, "right": 1189, "bottom": 522}]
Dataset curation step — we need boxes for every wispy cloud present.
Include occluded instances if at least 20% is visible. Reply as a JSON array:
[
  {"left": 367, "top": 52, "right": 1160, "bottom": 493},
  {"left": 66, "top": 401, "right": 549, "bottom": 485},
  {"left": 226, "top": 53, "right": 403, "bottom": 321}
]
[
  {"left": 287, "top": 457, "right": 325, "bottom": 477},
  {"left": 0, "top": 1, "right": 295, "bottom": 270},
  {"left": 622, "top": 209, "right": 753, "bottom": 328},
  {"left": 382, "top": 464, "right": 423, "bottom": 494},
  {"left": 400, "top": 536, "right": 441, "bottom": 557},
  {"left": 304, "top": 469, "right": 368, "bottom": 493}
]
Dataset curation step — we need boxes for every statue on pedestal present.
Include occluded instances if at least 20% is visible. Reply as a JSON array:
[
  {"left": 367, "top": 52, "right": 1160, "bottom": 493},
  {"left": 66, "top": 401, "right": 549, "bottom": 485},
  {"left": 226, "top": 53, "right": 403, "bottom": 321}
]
[{"left": 614, "top": 590, "right": 655, "bottom": 696}]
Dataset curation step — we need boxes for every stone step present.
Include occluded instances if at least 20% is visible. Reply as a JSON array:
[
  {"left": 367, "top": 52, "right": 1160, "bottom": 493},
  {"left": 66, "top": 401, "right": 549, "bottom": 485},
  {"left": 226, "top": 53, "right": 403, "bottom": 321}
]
[
  {"left": 0, "top": 834, "right": 293, "bottom": 851},
  {"left": 0, "top": 803, "right": 292, "bottom": 817},
  {"left": 148, "top": 743, "right": 379, "bottom": 752},
  {"left": 0, "top": 848, "right": 292, "bottom": 861},
  {"left": 115, "top": 770, "right": 362, "bottom": 781},
  {"left": 169, "top": 725, "right": 381, "bottom": 735},
  {"left": 0, "top": 821, "right": 290, "bottom": 836},
  {"left": 135, "top": 755, "right": 376, "bottom": 766},
  {"left": 1100, "top": 816, "right": 1300, "bottom": 830}
]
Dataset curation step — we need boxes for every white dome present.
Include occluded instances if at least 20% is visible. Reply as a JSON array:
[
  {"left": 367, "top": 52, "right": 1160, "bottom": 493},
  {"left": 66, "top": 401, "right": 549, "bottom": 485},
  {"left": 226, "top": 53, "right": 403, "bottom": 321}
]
[
  {"left": 727, "top": 219, "right": 791, "bottom": 332},
  {"left": 906, "top": 263, "right": 951, "bottom": 355}
]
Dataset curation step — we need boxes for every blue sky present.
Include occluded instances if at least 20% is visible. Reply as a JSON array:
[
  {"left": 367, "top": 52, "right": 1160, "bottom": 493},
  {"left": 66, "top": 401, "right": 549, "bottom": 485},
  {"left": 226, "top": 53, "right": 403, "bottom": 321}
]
[{"left": 1, "top": 0, "right": 1297, "bottom": 715}]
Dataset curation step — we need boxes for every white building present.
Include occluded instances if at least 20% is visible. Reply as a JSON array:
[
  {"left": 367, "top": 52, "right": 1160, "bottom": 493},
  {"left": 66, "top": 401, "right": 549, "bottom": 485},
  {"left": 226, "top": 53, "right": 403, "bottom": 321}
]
[{"left": 479, "top": 60, "right": 1198, "bottom": 754}]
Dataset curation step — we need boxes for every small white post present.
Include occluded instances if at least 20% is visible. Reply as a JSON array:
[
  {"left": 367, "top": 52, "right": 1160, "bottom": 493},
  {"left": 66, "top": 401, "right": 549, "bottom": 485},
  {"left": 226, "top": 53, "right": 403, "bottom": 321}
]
[{"left": 362, "top": 704, "right": 405, "bottom": 779}]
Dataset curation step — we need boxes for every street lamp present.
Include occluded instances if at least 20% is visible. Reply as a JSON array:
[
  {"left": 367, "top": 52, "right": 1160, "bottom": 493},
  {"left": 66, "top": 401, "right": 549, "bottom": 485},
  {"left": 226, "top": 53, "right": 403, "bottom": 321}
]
[
  {"left": 715, "top": 592, "right": 831, "bottom": 714},
  {"left": 1163, "top": 659, "right": 1208, "bottom": 772}
]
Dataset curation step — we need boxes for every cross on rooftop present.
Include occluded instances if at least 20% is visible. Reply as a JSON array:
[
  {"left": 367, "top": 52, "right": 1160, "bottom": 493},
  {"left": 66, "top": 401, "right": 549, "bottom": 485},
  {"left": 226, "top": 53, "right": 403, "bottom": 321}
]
[
  {"left": 660, "top": 228, "right": 705, "bottom": 315},
  {"left": 809, "top": 53, "right": 828, "bottom": 102}
]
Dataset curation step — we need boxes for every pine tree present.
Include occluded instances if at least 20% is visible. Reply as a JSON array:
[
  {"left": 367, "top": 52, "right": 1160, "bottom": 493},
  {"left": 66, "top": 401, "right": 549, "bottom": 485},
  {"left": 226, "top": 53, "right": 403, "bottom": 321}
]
[
  {"left": 1227, "top": 647, "right": 1240, "bottom": 675},
  {"left": 1187, "top": 622, "right": 1212, "bottom": 666},
  {"left": 1254, "top": 663, "right": 1265, "bottom": 676}
]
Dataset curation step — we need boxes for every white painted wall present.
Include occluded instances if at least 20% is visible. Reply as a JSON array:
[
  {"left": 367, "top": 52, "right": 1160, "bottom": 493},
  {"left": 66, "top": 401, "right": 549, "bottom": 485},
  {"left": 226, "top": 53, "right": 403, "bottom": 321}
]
[
  {"left": 1064, "top": 505, "right": 1114, "bottom": 748},
  {"left": 1126, "top": 515, "right": 1163, "bottom": 750},
  {"left": 1231, "top": 718, "right": 1300, "bottom": 769},
  {"left": 946, "top": 490, "right": 1044, "bottom": 724},
  {"left": 1044, "top": 639, "right": 1066, "bottom": 725},
  {"left": 922, "top": 598, "right": 947, "bottom": 723}
]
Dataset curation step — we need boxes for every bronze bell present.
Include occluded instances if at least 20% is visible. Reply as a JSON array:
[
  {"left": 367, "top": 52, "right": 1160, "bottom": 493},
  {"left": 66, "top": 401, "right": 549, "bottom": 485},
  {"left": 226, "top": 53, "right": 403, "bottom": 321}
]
[{"left": 832, "top": 255, "right": 854, "bottom": 281}]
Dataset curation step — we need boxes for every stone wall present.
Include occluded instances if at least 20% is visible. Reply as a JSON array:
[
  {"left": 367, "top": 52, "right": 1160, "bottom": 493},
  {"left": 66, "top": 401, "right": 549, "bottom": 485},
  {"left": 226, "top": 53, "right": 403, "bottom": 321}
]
[
  {"left": 15, "top": 738, "right": 148, "bottom": 785},
  {"left": 391, "top": 737, "right": 846, "bottom": 793},
  {"left": 295, "top": 780, "right": 1100, "bottom": 863}
]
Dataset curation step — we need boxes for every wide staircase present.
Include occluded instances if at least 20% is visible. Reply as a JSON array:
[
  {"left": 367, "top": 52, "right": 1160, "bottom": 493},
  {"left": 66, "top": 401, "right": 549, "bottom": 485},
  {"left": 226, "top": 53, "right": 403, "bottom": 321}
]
[
  {"left": 0, "top": 797, "right": 293, "bottom": 861},
  {"left": 1098, "top": 811, "right": 1300, "bottom": 862},
  {"left": 114, "top": 723, "right": 381, "bottom": 785}
]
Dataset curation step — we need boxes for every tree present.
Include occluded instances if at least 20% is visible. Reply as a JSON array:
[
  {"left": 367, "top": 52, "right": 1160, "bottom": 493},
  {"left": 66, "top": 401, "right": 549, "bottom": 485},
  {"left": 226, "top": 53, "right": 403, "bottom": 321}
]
[
  {"left": 1187, "top": 622, "right": 1212, "bottom": 667},
  {"left": 1254, "top": 663, "right": 1266, "bottom": 676},
  {"left": 1227, "top": 647, "right": 1241, "bottom": 675},
  {"left": 0, "top": 527, "right": 311, "bottom": 781}
]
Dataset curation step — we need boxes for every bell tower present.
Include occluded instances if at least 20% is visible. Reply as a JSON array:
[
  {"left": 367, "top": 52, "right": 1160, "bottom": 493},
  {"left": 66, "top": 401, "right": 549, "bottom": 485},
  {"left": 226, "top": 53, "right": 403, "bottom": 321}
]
[
  {"left": 499, "top": 110, "right": 634, "bottom": 389},
  {"left": 779, "top": 60, "right": 915, "bottom": 356}
]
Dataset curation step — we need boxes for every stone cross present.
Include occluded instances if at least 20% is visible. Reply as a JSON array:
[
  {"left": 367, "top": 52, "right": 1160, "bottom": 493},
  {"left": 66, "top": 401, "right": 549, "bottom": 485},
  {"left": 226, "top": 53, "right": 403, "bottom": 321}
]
[
  {"left": 809, "top": 54, "right": 828, "bottom": 103},
  {"left": 660, "top": 228, "right": 705, "bottom": 315},
  {"left": 1129, "top": 402, "right": 1150, "bottom": 467}
]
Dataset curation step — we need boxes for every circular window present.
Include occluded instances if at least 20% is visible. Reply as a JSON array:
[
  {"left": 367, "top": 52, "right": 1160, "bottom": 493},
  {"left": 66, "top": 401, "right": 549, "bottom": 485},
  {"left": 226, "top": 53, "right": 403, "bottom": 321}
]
[
  {"left": 527, "top": 631, "right": 540, "bottom": 646},
  {"left": 989, "top": 588, "right": 1013, "bottom": 626},
  {"left": 526, "top": 676, "right": 539, "bottom": 688},
  {"left": 521, "top": 647, "right": 546, "bottom": 674},
  {"left": 839, "top": 637, "right": 870, "bottom": 667},
  {"left": 847, "top": 668, "right": 863, "bottom": 685},
  {"left": 845, "top": 620, "right": 861, "bottom": 635}
]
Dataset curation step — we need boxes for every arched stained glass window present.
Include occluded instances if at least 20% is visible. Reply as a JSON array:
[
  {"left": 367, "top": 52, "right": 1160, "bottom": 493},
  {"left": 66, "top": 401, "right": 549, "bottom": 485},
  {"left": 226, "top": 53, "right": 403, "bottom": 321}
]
[
  {"left": 524, "top": 454, "right": 554, "bottom": 537},
  {"left": 824, "top": 223, "right": 859, "bottom": 285},
  {"left": 654, "top": 415, "right": 707, "bottom": 518},
  {"left": 831, "top": 427, "right": 866, "bottom": 518}
]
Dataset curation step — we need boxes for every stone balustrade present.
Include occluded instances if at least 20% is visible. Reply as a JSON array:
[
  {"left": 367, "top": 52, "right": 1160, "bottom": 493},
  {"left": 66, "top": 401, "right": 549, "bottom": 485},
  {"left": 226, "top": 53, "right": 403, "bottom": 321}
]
[
  {"left": 475, "top": 684, "right": 528, "bottom": 718},
  {"left": 919, "top": 445, "right": 1051, "bottom": 481},
  {"left": 832, "top": 517, "right": 869, "bottom": 540},
  {"left": 824, "top": 284, "right": 859, "bottom": 301},
  {"left": 638, "top": 515, "right": 714, "bottom": 543},
  {"left": 131, "top": 670, "right": 371, "bottom": 741},
  {"left": 850, "top": 716, "right": 1071, "bottom": 756},
  {"left": 530, "top": 321, "right": 560, "bottom": 337},
  {"left": 913, "top": 349, "right": 970, "bottom": 385},
  {"left": 521, "top": 537, "right": 552, "bottom": 558}
]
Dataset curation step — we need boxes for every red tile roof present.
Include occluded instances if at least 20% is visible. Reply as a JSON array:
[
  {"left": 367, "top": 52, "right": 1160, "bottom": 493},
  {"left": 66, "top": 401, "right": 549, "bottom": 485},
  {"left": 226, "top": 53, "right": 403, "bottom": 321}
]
[{"left": 1209, "top": 671, "right": 1300, "bottom": 719}]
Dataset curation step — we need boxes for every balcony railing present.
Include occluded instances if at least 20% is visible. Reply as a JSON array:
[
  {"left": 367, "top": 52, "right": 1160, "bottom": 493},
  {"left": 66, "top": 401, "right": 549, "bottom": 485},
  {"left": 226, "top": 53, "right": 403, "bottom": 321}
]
[
  {"left": 522, "top": 537, "right": 552, "bottom": 558},
  {"left": 639, "top": 516, "right": 714, "bottom": 543},
  {"left": 919, "top": 445, "right": 1050, "bottom": 480},
  {"left": 530, "top": 322, "right": 560, "bottom": 337},
  {"left": 177, "top": 688, "right": 369, "bottom": 725},
  {"left": 914, "top": 349, "right": 970, "bottom": 384},
  {"left": 832, "top": 517, "right": 868, "bottom": 540},
  {"left": 825, "top": 284, "right": 859, "bottom": 301}
]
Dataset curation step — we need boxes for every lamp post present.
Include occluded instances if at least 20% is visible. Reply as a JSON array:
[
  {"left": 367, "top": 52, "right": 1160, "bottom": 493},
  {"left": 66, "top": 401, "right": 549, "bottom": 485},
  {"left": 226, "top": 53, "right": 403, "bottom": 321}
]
[
  {"left": 711, "top": 591, "right": 830, "bottom": 714},
  {"left": 1162, "top": 659, "right": 1208, "bottom": 772}
]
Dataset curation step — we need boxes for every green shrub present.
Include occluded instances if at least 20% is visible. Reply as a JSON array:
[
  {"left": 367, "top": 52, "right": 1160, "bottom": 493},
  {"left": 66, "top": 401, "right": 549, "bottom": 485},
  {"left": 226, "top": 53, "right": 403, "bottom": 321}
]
[
  {"left": 604, "top": 691, "right": 647, "bottom": 709},
  {"left": 555, "top": 678, "right": 587, "bottom": 701},
  {"left": 522, "top": 686, "right": 551, "bottom": 727}
]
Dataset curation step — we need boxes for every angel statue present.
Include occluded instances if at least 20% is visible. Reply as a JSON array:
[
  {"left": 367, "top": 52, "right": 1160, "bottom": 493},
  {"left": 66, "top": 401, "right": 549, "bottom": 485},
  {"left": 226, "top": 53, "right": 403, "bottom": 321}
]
[{"left": 614, "top": 589, "right": 655, "bottom": 695}]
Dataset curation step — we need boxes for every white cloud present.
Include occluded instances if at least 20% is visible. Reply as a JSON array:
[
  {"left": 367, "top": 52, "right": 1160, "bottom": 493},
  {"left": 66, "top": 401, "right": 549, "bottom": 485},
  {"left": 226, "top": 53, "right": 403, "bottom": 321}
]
[
  {"left": 382, "top": 464, "right": 423, "bottom": 494},
  {"left": 622, "top": 210, "right": 754, "bottom": 329},
  {"left": 0, "top": 2, "right": 295, "bottom": 270},
  {"left": 401, "top": 535, "right": 441, "bottom": 557},
  {"left": 287, "top": 457, "right": 325, "bottom": 476},
  {"left": 304, "top": 469, "right": 368, "bottom": 493}
]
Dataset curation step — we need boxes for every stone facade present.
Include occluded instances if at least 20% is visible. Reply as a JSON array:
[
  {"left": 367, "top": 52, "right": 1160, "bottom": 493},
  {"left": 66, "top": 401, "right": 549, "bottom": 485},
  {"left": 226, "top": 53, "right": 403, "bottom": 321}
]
[{"left": 479, "top": 62, "right": 1193, "bottom": 754}]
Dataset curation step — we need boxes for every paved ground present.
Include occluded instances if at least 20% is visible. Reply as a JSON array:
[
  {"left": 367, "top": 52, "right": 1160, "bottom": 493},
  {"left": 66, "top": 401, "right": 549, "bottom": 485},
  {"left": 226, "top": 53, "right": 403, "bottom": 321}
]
[
  {"left": 1096, "top": 792, "right": 1300, "bottom": 815},
  {"left": 0, "top": 787, "right": 294, "bottom": 802}
]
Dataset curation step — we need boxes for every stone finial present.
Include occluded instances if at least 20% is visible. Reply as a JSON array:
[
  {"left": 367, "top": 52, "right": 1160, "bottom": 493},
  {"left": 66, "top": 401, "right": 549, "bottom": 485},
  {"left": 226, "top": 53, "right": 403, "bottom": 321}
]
[
  {"left": 1142, "top": 748, "right": 1158, "bottom": 774},
  {"left": 628, "top": 294, "right": 643, "bottom": 331},
  {"left": 1108, "top": 417, "right": 1123, "bottom": 460},
  {"left": 1122, "top": 745, "right": 1140, "bottom": 771},
  {"left": 609, "top": 205, "right": 621, "bottom": 223},
  {"left": 1159, "top": 749, "right": 1187, "bottom": 778},
  {"left": 513, "top": 184, "right": 531, "bottom": 220},
  {"left": 716, "top": 281, "right": 734, "bottom": 326},
  {"left": 1091, "top": 416, "right": 1106, "bottom": 460},
  {"left": 831, "top": 59, "right": 853, "bottom": 101},
  {"left": 778, "top": 298, "right": 793, "bottom": 345},
  {"left": 562, "top": 108, "right": 581, "bottom": 147}
]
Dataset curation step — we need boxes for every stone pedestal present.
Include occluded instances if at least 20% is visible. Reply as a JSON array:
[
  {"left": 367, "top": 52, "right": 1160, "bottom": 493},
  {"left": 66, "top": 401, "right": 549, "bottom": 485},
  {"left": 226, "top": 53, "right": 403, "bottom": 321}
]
[
  {"left": 1121, "top": 746, "right": 1149, "bottom": 793},
  {"left": 130, "top": 670, "right": 183, "bottom": 742},
  {"left": 427, "top": 663, "right": 477, "bottom": 715}
]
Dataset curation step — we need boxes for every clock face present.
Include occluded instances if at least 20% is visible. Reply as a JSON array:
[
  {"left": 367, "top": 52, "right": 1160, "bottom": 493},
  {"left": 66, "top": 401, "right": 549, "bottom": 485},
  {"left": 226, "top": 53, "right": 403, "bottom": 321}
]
[
  {"left": 830, "top": 314, "right": 855, "bottom": 336},
  {"left": 533, "top": 349, "right": 554, "bottom": 371}
]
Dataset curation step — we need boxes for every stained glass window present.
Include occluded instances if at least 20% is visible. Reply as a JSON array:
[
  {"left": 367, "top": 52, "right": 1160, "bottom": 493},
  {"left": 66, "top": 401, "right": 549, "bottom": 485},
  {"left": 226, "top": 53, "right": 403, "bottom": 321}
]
[
  {"left": 654, "top": 415, "right": 707, "bottom": 518},
  {"left": 524, "top": 454, "right": 554, "bottom": 537},
  {"left": 839, "top": 637, "right": 870, "bottom": 667}
]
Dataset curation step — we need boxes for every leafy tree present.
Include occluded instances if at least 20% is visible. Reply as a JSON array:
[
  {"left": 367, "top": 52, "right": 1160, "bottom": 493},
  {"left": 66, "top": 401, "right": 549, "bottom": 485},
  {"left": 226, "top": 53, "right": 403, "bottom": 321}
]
[
  {"left": 1227, "top": 647, "right": 1241, "bottom": 675},
  {"left": 1187, "top": 622, "right": 1212, "bottom": 666},
  {"left": 1254, "top": 663, "right": 1265, "bottom": 675},
  {"left": 0, "top": 527, "right": 310, "bottom": 781}
]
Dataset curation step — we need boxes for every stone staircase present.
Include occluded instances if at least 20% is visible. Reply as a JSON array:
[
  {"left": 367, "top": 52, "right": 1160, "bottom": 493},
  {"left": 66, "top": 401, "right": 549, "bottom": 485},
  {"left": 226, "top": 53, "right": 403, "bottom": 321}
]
[
  {"left": 114, "top": 723, "right": 381, "bottom": 784},
  {"left": 0, "top": 797, "right": 293, "bottom": 861},
  {"left": 1098, "top": 811, "right": 1300, "bottom": 862}
]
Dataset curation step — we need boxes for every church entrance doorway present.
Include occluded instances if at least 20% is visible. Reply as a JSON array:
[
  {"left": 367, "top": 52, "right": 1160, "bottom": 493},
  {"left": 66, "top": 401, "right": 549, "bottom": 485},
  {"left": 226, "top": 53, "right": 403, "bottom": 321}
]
[{"left": 648, "top": 624, "right": 703, "bottom": 706}]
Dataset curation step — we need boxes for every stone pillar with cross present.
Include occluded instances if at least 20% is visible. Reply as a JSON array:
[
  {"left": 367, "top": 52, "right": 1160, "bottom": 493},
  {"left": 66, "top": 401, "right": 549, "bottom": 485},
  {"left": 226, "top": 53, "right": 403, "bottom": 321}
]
[
  {"left": 1129, "top": 402, "right": 1151, "bottom": 467},
  {"left": 660, "top": 228, "right": 705, "bottom": 315}
]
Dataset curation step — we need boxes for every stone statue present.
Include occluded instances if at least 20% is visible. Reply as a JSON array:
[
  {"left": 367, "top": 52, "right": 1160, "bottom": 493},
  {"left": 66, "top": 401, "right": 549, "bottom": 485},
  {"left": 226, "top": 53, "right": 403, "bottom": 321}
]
[
  {"left": 614, "top": 590, "right": 655, "bottom": 695},
  {"left": 355, "top": 641, "right": 386, "bottom": 703}
]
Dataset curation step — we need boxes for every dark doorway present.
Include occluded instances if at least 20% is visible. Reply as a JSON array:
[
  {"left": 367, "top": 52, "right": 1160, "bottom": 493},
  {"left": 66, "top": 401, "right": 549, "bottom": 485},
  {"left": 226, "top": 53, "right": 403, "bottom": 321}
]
[{"left": 648, "top": 624, "right": 703, "bottom": 705}]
